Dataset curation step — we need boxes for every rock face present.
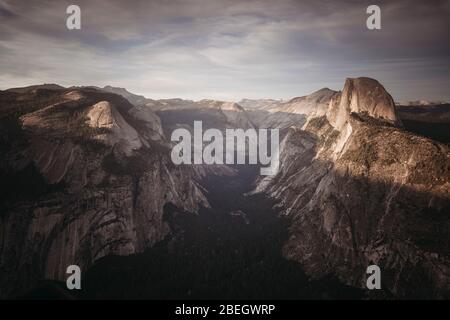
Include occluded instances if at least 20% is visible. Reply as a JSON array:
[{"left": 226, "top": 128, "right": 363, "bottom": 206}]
[
  {"left": 85, "top": 101, "right": 143, "bottom": 154},
  {"left": 326, "top": 78, "right": 401, "bottom": 131},
  {"left": 245, "top": 88, "right": 338, "bottom": 130},
  {"left": 0, "top": 87, "right": 208, "bottom": 297},
  {"left": 97, "top": 89, "right": 256, "bottom": 132},
  {"left": 255, "top": 77, "right": 450, "bottom": 298}
]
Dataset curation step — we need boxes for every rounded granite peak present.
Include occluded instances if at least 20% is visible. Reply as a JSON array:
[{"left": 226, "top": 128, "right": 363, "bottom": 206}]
[{"left": 327, "top": 77, "right": 401, "bottom": 130}]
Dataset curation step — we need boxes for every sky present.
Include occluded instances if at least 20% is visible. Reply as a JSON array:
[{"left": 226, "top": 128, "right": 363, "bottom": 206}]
[{"left": 0, "top": 0, "right": 449, "bottom": 102}]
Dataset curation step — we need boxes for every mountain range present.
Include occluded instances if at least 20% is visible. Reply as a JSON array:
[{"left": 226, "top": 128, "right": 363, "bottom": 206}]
[{"left": 0, "top": 77, "right": 448, "bottom": 299}]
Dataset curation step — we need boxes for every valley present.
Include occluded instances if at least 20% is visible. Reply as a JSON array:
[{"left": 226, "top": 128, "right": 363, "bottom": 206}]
[
  {"left": 77, "top": 165, "right": 364, "bottom": 299},
  {"left": 0, "top": 78, "right": 449, "bottom": 299}
]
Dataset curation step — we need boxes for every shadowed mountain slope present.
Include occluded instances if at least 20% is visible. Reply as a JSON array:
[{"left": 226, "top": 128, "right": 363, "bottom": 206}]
[{"left": 255, "top": 77, "right": 450, "bottom": 298}]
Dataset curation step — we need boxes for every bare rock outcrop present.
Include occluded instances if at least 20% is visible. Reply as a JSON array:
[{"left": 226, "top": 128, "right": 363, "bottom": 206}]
[
  {"left": 0, "top": 87, "right": 208, "bottom": 297},
  {"left": 255, "top": 77, "right": 450, "bottom": 298},
  {"left": 326, "top": 77, "right": 401, "bottom": 130},
  {"left": 85, "top": 101, "right": 143, "bottom": 154}
]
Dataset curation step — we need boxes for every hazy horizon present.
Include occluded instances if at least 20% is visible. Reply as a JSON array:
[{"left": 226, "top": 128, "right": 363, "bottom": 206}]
[
  {"left": 1, "top": 0, "right": 449, "bottom": 101},
  {"left": 4, "top": 81, "right": 450, "bottom": 105}
]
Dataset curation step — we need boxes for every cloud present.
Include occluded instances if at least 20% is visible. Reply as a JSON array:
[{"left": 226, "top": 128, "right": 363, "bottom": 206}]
[{"left": 0, "top": 0, "right": 449, "bottom": 101}]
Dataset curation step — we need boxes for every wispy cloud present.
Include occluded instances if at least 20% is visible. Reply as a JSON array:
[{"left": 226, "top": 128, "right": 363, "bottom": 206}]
[{"left": 0, "top": 0, "right": 449, "bottom": 101}]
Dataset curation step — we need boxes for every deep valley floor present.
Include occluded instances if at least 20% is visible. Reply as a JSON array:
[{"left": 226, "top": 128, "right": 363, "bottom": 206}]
[{"left": 26, "top": 166, "right": 365, "bottom": 299}]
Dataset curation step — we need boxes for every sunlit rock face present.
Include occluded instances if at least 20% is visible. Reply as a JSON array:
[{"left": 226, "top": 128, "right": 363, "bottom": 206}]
[
  {"left": 255, "top": 77, "right": 450, "bottom": 298},
  {"left": 0, "top": 87, "right": 208, "bottom": 297},
  {"left": 326, "top": 77, "right": 401, "bottom": 131},
  {"left": 86, "top": 100, "right": 143, "bottom": 154}
]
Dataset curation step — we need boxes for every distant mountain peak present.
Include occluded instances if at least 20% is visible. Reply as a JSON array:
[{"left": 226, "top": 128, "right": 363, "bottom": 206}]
[
  {"left": 197, "top": 99, "right": 244, "bottom": 111},
  {"left": 100, "top": 85, "right": 147, "bottom": 105},
  {"left": 396, "top": 99, "right": 449, "bottom": 106},
  {"left": 6, "top": 83, "right": 65, "bottom": 93}
]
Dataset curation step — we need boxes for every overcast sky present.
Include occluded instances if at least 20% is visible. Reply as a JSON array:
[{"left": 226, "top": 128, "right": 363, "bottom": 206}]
[{"left": 1, "top": 0, "right": 449, "bottom": 101}]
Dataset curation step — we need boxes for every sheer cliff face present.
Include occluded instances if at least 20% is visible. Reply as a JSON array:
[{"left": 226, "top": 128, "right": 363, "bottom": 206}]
[
  {"left": 326, "top": 77, "right": 401, "bottom": 131},
  {"left": 256, "top": 78, "right": 450, "bottom": 298},
  {"left": 0, "top": 88, "right": 207, "bottom": 297}
]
